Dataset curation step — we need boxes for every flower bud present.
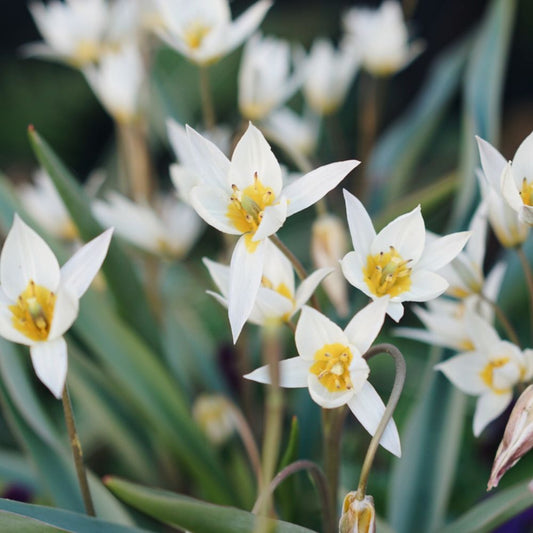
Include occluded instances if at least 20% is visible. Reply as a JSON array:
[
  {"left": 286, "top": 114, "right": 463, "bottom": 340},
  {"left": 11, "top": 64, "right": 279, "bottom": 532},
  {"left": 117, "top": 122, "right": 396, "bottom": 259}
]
[
  {"left": 339, "top": 491, "right": 376, "bottom": 533},
  {"left": 488, "top": 384, "right": 533, "bottom": 490},
  {"left": 311, "top": 214, "right": 349, "bottom": 317},
  {"left": 192, "top": 395, "right": 235, "bottom": 446}
]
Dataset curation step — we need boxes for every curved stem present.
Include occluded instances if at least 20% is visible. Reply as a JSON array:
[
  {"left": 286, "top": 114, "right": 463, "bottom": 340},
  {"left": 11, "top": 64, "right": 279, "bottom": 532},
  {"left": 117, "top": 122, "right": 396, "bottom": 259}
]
[
  {"left": 356, "top": 343, "right": 406, "bottom": 499},
  {"left": 62, "top": 386, "right": 95, "bottom": 516},
  {"left": 478, "top": 293, "right": 521, "bottom": 347},
  {"left": 252, "top": 460, "right": 333, "bottom": 533},
  {"left": 516, "top": 246, "right": 533, "bottom": 344},
  {"left": 200, "top": 65, "right": 216, "bottom": 130}
]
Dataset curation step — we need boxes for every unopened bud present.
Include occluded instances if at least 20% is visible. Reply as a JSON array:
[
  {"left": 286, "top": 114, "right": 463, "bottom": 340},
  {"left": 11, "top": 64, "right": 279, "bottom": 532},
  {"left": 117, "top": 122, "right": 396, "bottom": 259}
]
[
  {"left": 311, "top": 214, "right": 349, "bottom": 317},
  {"left": 192, "top": 395, "right": 235, "bottom": 446},
  {"left": 339, "top": 491, "right": 376, "bottom": 533},
  {"left": 488, "top": 384, "right": 533, "bottom": 490}
]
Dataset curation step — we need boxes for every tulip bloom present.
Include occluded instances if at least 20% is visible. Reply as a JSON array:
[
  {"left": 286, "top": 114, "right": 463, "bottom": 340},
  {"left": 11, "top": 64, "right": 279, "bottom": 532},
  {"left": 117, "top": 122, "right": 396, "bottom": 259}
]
[{"left": 0, "top": 215, "right": 112, "bottom": 398}]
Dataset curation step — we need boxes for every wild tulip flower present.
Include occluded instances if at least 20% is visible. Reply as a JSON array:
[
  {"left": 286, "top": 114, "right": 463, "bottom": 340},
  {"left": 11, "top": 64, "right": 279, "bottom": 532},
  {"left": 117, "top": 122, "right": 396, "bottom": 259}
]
[
  {"left": 154, "top": 0, "right": 272, "bottom": 65},
  {"left": 0, "top": 215, "right": 112, "bottom": 398},
  {"left": 340, "top": 190, "right": 470, "bottom": 321},
  {"left": 184, "top": 123, "right": 358, "bottom": 341},
  {"left": 436, "top": 311, "right": 533, "bottom": 436},
  {"left": 245, "top": 300, "right": 401, "bottom": 456}
]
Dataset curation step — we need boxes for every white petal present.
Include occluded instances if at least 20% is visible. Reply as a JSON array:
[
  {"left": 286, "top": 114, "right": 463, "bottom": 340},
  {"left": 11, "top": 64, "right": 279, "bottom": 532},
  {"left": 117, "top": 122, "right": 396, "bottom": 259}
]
[
  {"left": 347, "top": 381, "right": 401, "bottom": 457},
  {"left": 190, "top": 185, "right": 240, "bottom": 235},
  {"left": 48, "top": 286, "right": 79, "bottom": 340},
  {"left": 473, "top": 391, "right": 512, "bottom": 437},
  {"left": 244, "top": 356, "right": 310, "bottom": 388},
  {"left": 501, "top": 162, "right": 522, "bottom": 213},
  {"left": 340, "top": 251, "right": 373, "bottom": 298},
  {"left": 295, "top": 306, "right": 347, "bottom": 361},
  {"left": 483, "top": 261, "right": 506, "bottom": 304},
  {"left": 466, "top": 202, "right": 488, "bottom": 268},
  {"left": 225, "top": 0, "right": 272, "bottom": 54},
  {"left": 229, "top": 123, "right": 283, "bottom": 194},
  {"left": 465, "top": 311, "right": 501, "bottom": 354},
  {"left": 284, "top": 160, "right": 359, "bottom": 216},
  {"left": 401, "top": 270, "right": 448, "bottom": 302},
  {"left": 206, "top": 290, "right": 228, "bottom": 310},
  {"left": 519, "top": 205, "right": 533, "bottom": 225},
  {"left": 228, "top": 236, "right": 266, "bottom": 342},
  {"left": 60, "top": 228, "right": 112, "bottom": 298},
  {"left": 203, "top": 258, "right": 230, "bottom": 298},
  {"left": 250, "top": 287, "right": 293, "bottom": 324},
  {"left": 30, "top": 337, "right": 68, "bottom": 399},
  {"left": 343, "top": 189, "right": 375, "bottom": 255},
  {"left": 344, "top": 298, "right": 388, "bottom": 354},
  {"left": 387, "top": 301, "right": 404, "bottom": 322},
  {"left": 293, "top": 267, "right": 334, "bottom": 313},
  {"left": 476, "top": 135, "right": 506, "bottom": 188},
  {"left": 416, "top": 231, "right": 470, "bottom": 272},
  {"left": 371, "top": 206, "right": 425, "bottom": 264},
  {"left": 308, "top": 374, "right": 354, "bottom": 408},
  {"left": 435, "top": 353, "right": 487, "bottom": 395},
  {"left": 253, "top": 198, "right": 288, "bottom": 241},
  {"left": 1, "top": 214, "right": 60, "bottom": 300},
  {"left": 511, "top": 131, "right": 533, "bottom": 187}
]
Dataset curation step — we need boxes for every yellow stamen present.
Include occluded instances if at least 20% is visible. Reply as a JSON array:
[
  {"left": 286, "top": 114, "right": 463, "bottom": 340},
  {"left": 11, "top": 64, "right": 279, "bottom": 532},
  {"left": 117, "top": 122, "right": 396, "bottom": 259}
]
[
  {"left": 363, "top": 246, "right": 412, "bottom": 298},
  {"left": 183, "top": 21, "right": 212, "bottom": 50},
  {"left": 519, "top": 177, "right": 533, "bottom": 206},
  {"left": 310, "top": 343, "right": 353, "bottom": 392},
  {"left": 480, "top": 357, "right": 511, "bottom": 394},
  {"left": 9, "top": 280, "right": 56, "bottom": 341}
]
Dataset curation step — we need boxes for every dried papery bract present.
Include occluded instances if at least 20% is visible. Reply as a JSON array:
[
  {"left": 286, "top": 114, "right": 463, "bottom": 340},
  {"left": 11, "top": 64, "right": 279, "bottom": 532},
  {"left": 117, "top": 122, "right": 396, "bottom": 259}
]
[{"left": 339, "top": 491, "right": 376, "bottom": 533}]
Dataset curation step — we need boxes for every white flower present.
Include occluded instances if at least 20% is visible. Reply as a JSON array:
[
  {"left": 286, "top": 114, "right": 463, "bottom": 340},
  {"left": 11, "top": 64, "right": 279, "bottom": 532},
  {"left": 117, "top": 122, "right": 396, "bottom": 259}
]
[
  {"left": 500, "top": 131, "right": 533, "bottom": 225},
  {"left": 342, "top": 0, "right": 422, "bottom": 76},
  {"left": 27, "top": 0, "right": 141, "bottom": 66},
  {"left": 184, "top": 123, "right": 358, "bottom": 341},
  {"left": 192, "top": 394, "right": 235, "bottom": 445},
  {"left": 340, "top": 190, "right": 470, "bottom": 321},
  {"left": 436, "top": 311, "right": 533, "bottom": 436},
  {"left": 0, "top": 215, "right": 112, "bottom": 398},
  {"left": 245, "top": 300, "right": 401, "bottom": 456},
  {"left": 204, "top": 239, "right": 333, "bottom": 326},
  {"left": 83, "top": 43, "right": 144, "bottom": 123},
  {"left": 476, "top": 135, "right": 529, "bottom": 247},
  {"left": 154, "top": 0, "right": 271, "bottom": 65},
  {"left": 238, "top": 34, "right": 305, "bottom": 120},
  {"left": 93, "top": 191, "right": 202, "bottom": 258},
  {"left": 303, "top": 38, "right": 359, "bottom": 116},
  {"left": 18, "top": 169, "right": 77, "bottom": 241}
]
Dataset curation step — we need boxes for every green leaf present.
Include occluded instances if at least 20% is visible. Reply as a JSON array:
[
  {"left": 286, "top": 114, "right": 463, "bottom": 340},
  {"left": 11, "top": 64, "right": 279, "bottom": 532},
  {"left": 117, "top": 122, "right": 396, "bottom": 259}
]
[
  {"left": 105, "top": 477, "right": 317, "bottom": 533},
  {"left": 27, "top": 127, "right": 161, "bottom": 353},
  {"left": 436, "top": 480, "right": 533, "bottom": 533},
  {"left": 277, "top": 417, "right": 300, "bottom": 523},
  {"left": 0, "top": 499, "right": 150, "bottom": 533},
  {"left": 449, "top": 0, "right": 516, "bottom": 229}
]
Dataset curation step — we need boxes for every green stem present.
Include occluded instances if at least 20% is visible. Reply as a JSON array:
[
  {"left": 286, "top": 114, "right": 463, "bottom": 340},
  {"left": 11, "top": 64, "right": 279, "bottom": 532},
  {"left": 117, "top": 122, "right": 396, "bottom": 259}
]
[
  {"left": 322, "top": 406, "right": 348, "bottom": 531},
  {"left": 356, "top": 343, "right": 406, "bottom": 499},
  {"left": 200, "top": 65, "right": 216, "bottom": 130},
  {"left": 516, "top": 246, "right": 533, "bottom": 344},
  {"left": 62, "top": 386, "right": 95, "bottom": 516},
  {"left": 252, "top": 460, "right": 333, "bottom": 533},
  {"left": 479, "top": 293, "right": 521, "bottom": 347}
]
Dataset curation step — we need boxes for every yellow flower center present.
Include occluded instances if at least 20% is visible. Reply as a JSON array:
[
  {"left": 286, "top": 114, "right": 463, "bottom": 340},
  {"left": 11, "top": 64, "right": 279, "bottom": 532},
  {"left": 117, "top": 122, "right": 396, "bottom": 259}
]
[
  {"left": 227, "top": 173, "right": 276, "bottom": 251},
  {"left": 184, "top": 21, "right": 212, "bottom": 50},
  {"left": 363, "top": 246, "right": 412, "bottom": 298},
  {"left": 9, "top": 280, "right": 56, "bottom": 341},
  {"left": 310, "top": 343, "right": 354, "bottom": 392},
  {"left": 479, "top": 357, "right": 511, "bottom": 394},
  {"left": 71, "top": 40, "right": 101, "bottom": 66},
  {"left": 520, "top": 177, "right": 533, "bottom": 207},
  {"left": 261, "top": 277, "right": 294, "bottom": 321}
]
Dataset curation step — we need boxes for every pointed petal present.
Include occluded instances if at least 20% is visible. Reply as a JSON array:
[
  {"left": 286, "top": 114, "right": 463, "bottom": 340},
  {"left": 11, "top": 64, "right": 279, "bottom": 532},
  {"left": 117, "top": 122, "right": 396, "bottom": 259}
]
[
  {"left": 244, "top": 356, "right": 309, "bottom": 388},
  {"left": 347, "top": 381, "right": 401, "bottom": 457},
  {"left": 203, "top": 257, "right": 230, "bottom": 298},
  {"left": 473, "top": 391, "right": 512, "bottom": 437},
  {"left": 501, "top": 162, "right": 522, "bottom": 213},
  {"left": 253, "top": 198, "right": 288, "bottom": 241},
  {"left": 48, "top": 286, "right": 79, "bottom": 340},
  {"left": 229, "top": 123, "right": 282, "bottom": 194},
  {"left": 417, "top": 231, "right": 470, "bottom": 272},
  {"left": 466, "top": 203, "right": 488, "bottom": 268},
  {"left": 476, "top": 135, "right": 507, "bottom": 188},
  {"left": 250, "top": 288, "right": 293, "bottom": 325},
  {"left": 228, "top": 236, "right": 267, "bottom": 342},
  {"left": 465, "top": 311, "right": 501, "bottom": 354},
  {"left": 225, "top": 0, "right": 272, "bottom": 53},
  {"left": 386, "top": 301, "right": 404, "bottom": 322},
  {"left": 30, "top": 337, "right": 68, "bottom": 399},
  {"left": 190, "top": 185, "right": 240, "bottom": 235},
  {"left": 1, "top": 214, "right": 60, "bottom": 300},
  {"left": 343, "top": 189, "right": 375, "bottom": 255},
  {"left": 308, "top": 374, "right": 355, "bottom": 408},
  {"left": 285, "top": 160, "right": 359, "bottom": 216},
  {"left": 60, "top": 229, "right": 113, "bottom": 298},
  {"left": 435, "top": 353, "right": 486, "bottom": 395},
  {"left": 371, "top": 206, "right": 425, "bottom": 264},
  {"left": 401, "top": 270, "right": 448, "bottom": 302},
  {"left": 293, "top": 267, "right": 334, "bottom": 312},
  {"left": 344, "top": 298, "right": 388, "bottom": 354},
  {"left": 295, "top": 306, "right": 347, "bottom": 361},
  {"left": 483, "top": 261, "right": 506, "bottom": 305},
  {"left": 511, "top": 131, "right": 533, "bottom": 188},
  {"left": 340, "top": 250, "right": 373, "bottom": 298}
]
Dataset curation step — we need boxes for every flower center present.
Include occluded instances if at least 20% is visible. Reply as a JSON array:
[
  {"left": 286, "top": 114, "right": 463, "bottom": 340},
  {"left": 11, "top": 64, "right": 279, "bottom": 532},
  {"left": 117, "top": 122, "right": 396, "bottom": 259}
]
[
  {"left": 261, "top": 277, "right": 294, "bottom": 321},
  {"left": 479, "top": 357, "right": 511, "bottom": 394},
  {"left": 363, "top": 246, "right": 412, "bottom": 298},
  {"left": 227, "top": 172, "right": 275, "bottom": 235},
  {"left": 310, "top": 343, "right": 354, "bottom": 392},
  {"left": 72, "top": 40, "right": 101, "bottom": 66},
  {"left": 520, "top": 177, "right": 533, "bottom": 207},
  {"left": 184, "top": 21, "right": 212, "bottom": 50},
  {"left": 9, "top": 280, "right": 56, "bottom": 341}
]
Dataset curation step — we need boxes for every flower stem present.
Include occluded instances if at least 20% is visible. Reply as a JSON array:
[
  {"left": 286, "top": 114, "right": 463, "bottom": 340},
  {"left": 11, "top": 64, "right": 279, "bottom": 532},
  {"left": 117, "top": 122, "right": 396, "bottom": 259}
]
[
  {"left": 254, "top": 324, "right": 284, "bottom": 533},
  {"left": 322, "top": 405, "right": 348, "bottom": 531},
  {"left": 357, "top": 343, "right": 406, "bottom": 499},
  {"left": 62, "top": 386, "right": 95, "bottom": 516},
  {"left": 479, "top": 293, "right": 521, "bottom": 347},
  {"left": 252, "top": 459, "right": 333, "bottom": 533},
  {"left": 200, "top": 65, "right": 216, "bottom": 130},
  {"left": 516, "top": 246, "right": 533, "bottom": 344}
]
